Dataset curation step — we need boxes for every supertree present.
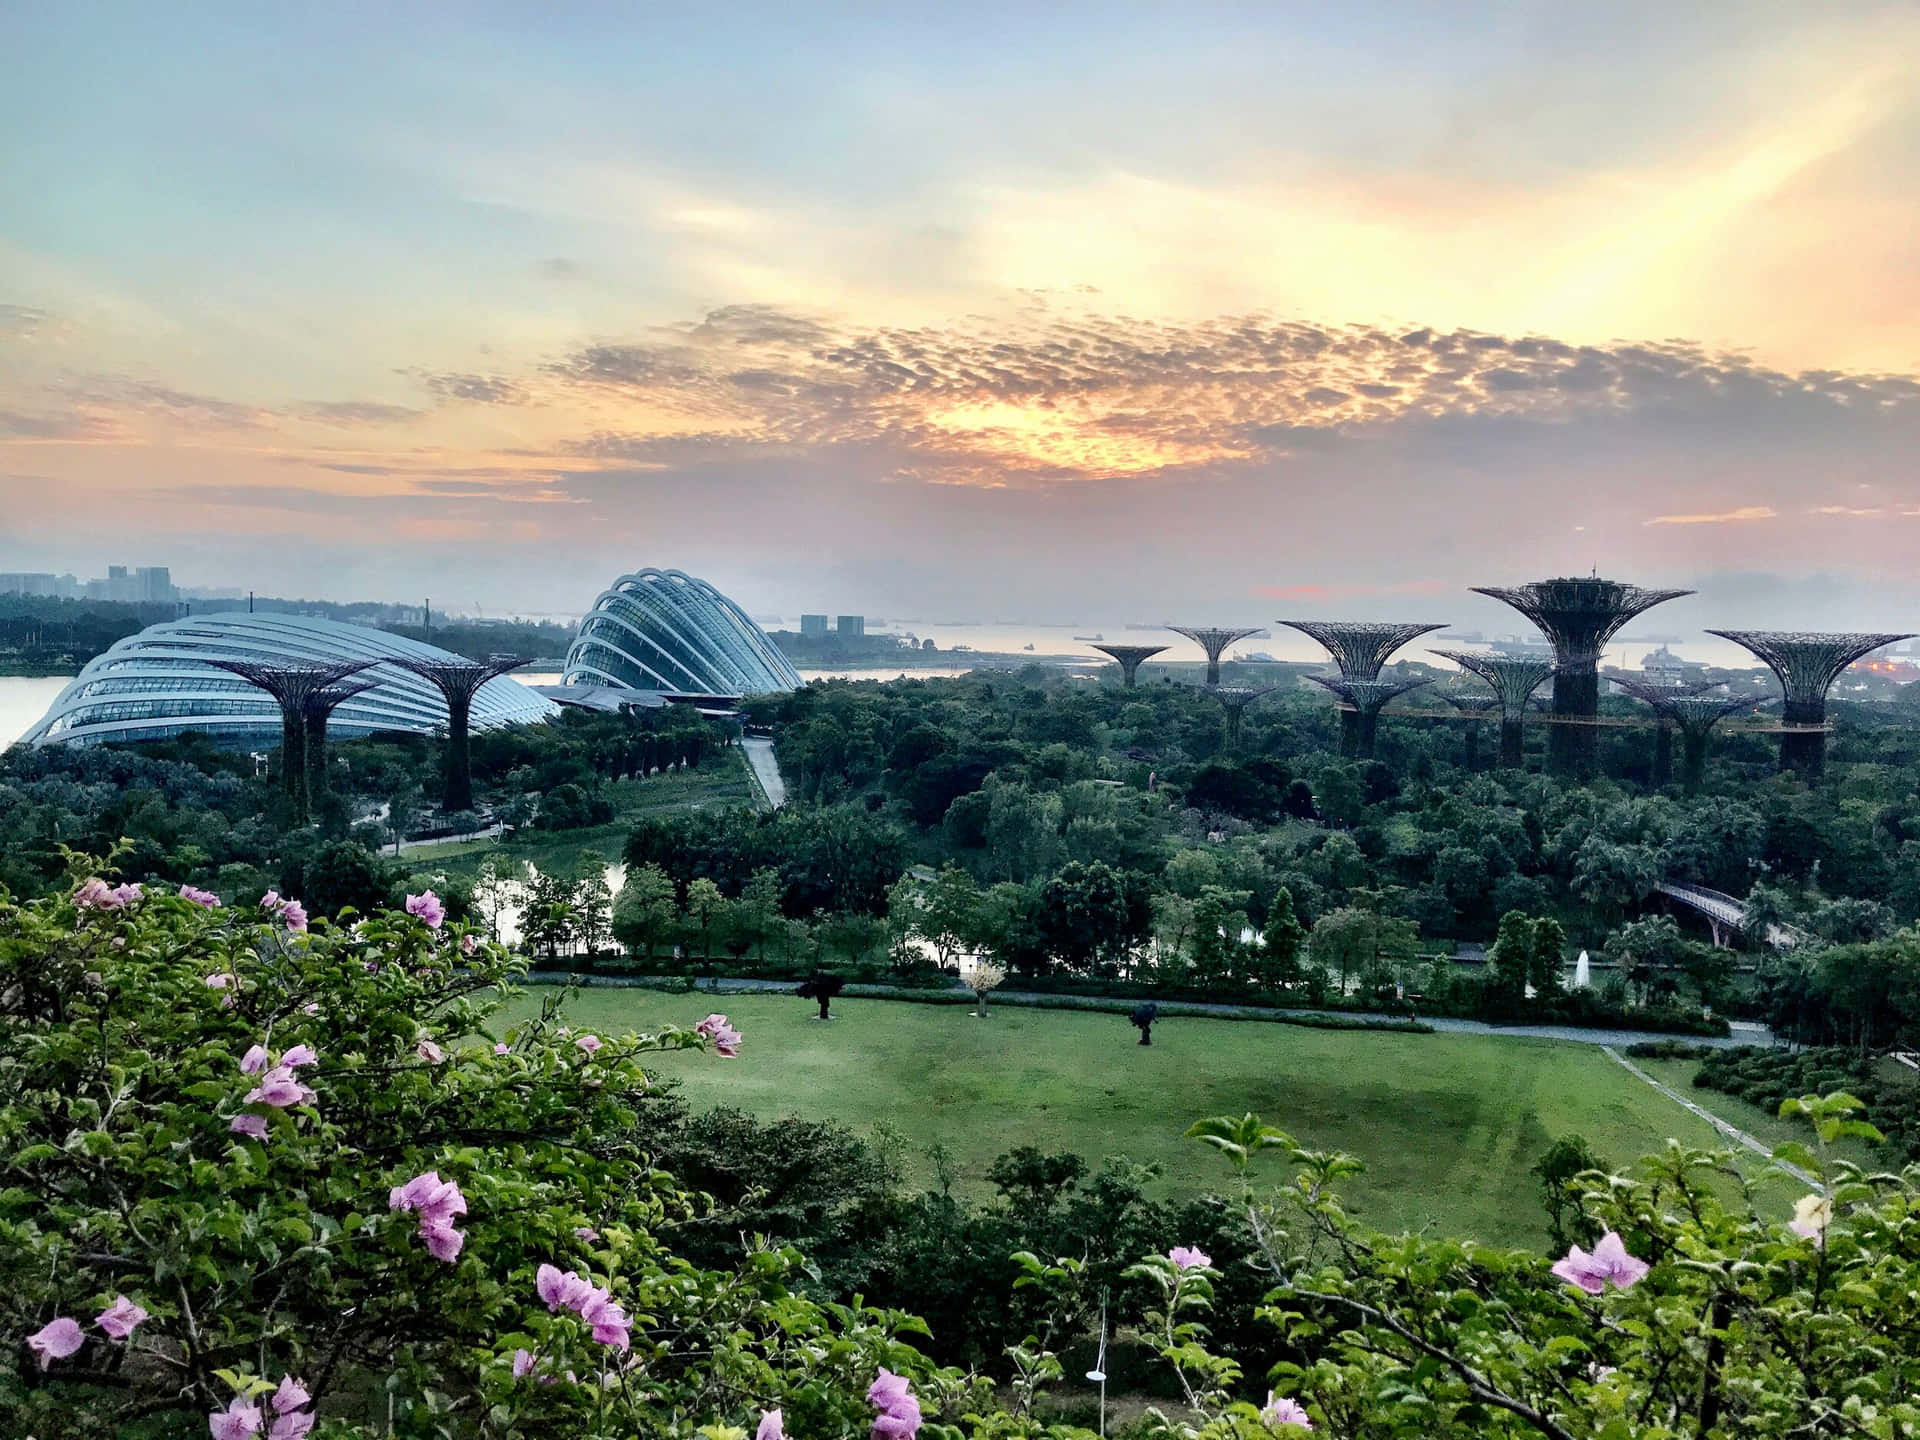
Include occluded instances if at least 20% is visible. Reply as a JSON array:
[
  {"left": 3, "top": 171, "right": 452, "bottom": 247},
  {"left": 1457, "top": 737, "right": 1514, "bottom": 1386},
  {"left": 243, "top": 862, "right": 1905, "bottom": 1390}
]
[
  {"left": 1705, "top": 630, "right": 1914, "bottom": 776},
  {"left": 1611, "top": 676, "right": 1756, "bottom": 793},
  {"left": 1430, "top": 650, "right": 1554, "bottom": 769},
  {"left": 1304, "top": 674, "right": 1431, "bottom": 759},
  {"left": 1169, "top": 626, "right": 1262, "bottom": 686},
  {"left": 1091, "top": 643, "right": 1168, "bottom": 687},
  {"left": 1280, "top": 621, "right": 1446, "bottom": 682},
  {"left": 1208, "top": 685, "right": 1276, "bottom": 748},
  {"left": 206, "top": 659, "right": 377, "bottom": 822},
  {"left": 302, "top": 677, "right": 379, "bottom": 815},
  {"left": 388, "top": 657, "right": 531, "bottom": 813},
  {"left": 1472, "top": 577, "right": 1692, "bottom": 776}
]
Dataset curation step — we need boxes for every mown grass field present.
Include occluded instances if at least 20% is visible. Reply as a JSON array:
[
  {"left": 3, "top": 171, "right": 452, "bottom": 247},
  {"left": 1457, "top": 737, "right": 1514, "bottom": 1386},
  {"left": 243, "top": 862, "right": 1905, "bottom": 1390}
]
[{"left": 497, "top": 989, "right": 1804, "bottom": 1248}]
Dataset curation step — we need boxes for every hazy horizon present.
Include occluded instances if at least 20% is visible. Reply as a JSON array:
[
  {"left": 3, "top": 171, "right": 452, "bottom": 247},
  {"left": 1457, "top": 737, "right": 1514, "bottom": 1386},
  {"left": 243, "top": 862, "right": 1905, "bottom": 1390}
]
[{"left": 5, "top": 4, "right": 1919, "bottom": 631}]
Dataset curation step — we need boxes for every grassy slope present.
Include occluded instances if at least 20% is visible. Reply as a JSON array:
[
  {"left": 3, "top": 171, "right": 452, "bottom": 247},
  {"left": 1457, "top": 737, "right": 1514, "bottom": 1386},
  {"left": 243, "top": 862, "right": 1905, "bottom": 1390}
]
[
  {"left": 499, "top": 990, "right": 1795, "bottom": 1248},
  {"left": 407, "top": 751, "right": 758, "bottom": 879}
]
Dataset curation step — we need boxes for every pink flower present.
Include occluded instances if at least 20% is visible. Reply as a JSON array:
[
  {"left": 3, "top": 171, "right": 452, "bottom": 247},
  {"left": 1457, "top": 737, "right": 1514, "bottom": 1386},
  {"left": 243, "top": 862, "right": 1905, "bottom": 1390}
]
[
  {"left": 580, "top": 1291, "right": 631, "bottom": 1350},
  {"left": 421, "top": 1220, "right": 465, "bottom": 1262},
  {"left": 271, "top": 1376, "right": 311, "bottom": 1413},
  {"left": 279, "top": 901, "right": 308, "bottom": 932},
  {"left": 695, "top": 1013, "right": 742, "bottom": 1057},
  {"left": 301, "top": 1002, "right": 321, "bottom": 1015},
  {"left": 460, "top": 932, "right": 478, "bottom": 956},
  {"left": 260, "top": 890, "right": 283, "bottom": 910},
  {"left": 1261, "top": 1393, "right": 1313, "bottom": 1429},
  {"left": 205, "top": 972, "right": 233, "bottom": 990},
  {"left": 1552, "top": 1232, "right": 1649, "bottom": 1294},
  {"left": 869, "top": 1368, "right": 921, "bottom": 1437},
  {"left": 574, "top": 1225, "right": 600, "bottom": 1242},
  {"left": 406, "top": 891, "right": 447, "bottom": 929},
  {"left": 417, "top": 1038, "right": 444, "bottom": 1064},
  {"left": 240, "top": 1044, "right": 271, "bottom": 1075},
  {"left": 493, "top": 1042, "right": 509, "bottom": 1055},
  {"left": 575, "top": 1034, "right": 602, "bottom": 1055},
  {"left": 245, "top": 1066, "right": 315, "bottom": 1109},
  {"left": 536, "top": 1264, "right": 575, "bottom": 1310},
  {"left": 96, "top": 1295, "right": 148, "bottom": 1340},
  {"left": 512, "top": 1347, "right": 538, "bottom": 1378},
  {"left": 230, "top": 1113, "right": 271, "bottom": 1141},
  {"left": 110, "top": 882, "right": 143, "bottom": 906},
  {"left": 269, "top": 1412, "right": 313, "bottom": 1440},
  {"left": 179, "top": 884, "right": 222, "bottom": 907},
  {"left": 280, "top": 1044, "right": 317, "bottom": 1069},
  {"left": 74, "top": 877, "right": 117, "bottom": 910},
  {"left": 758, "top": 1409, "right": 784, "bottom": 1440},
  {"left": 209, "top": 1395, "right": 263, "bottom": 1439},
  {"left": 1168, "top": 1246, "right": 1211, "bottom": 1271},
  {"left": 389, "top": 1171, "right": 466, "bottom": 1224},
  {"left": 27, "top": 1316, "right": 84, "bottom": 1368}
]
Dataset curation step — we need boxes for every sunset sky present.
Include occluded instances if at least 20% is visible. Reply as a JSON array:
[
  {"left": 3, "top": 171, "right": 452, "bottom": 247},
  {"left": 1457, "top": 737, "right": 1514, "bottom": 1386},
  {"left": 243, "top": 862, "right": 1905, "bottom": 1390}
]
[{"left": 3, "top": 2, "right": 1918, "bottom": 628}]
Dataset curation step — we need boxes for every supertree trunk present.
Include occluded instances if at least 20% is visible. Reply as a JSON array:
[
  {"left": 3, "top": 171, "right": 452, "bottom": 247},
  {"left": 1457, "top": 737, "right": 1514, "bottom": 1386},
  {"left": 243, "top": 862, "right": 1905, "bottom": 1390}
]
[
  {"left": 280, "top": 710, "right": 308, "bottom": 818},
  {"left": 1681, "top": 729, "right": 1711, "bottom": 794},
  {"left": 1548, "top": 667, "right": 1600, "bottom": 777},
  {"left": 1652, "top": 723, "right": 1674, "bottom": 788},
  {"left": 1498, "top": 717, "right": 1525, "bottom": 769},
  {"left": 1780, "top": 697, "right": 1825, "bottom": 777},
  {"left": 444, "top": 693, "right": 475, "bottom": 812}
]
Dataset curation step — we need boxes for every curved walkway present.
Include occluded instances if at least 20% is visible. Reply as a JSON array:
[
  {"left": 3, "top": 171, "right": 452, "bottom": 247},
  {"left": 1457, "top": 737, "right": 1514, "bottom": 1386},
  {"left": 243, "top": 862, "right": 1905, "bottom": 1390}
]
[
  {"left": 1604, "top": 1046, "right": 1815, "bottom": 1185},
  {"left": 520, "top": 969, "right": 1770, "bottom": 1050}
]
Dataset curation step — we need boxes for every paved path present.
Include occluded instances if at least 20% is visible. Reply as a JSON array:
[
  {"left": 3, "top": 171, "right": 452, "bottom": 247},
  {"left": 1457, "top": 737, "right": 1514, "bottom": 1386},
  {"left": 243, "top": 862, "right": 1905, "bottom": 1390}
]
[
  {"left": 1604, "top": 1046, "right": 1816, "bottom": 1184},
  {"left": 740, "top": 737, "right": 787, "bottom": 808},
  {"left": 518, "top": 968, "right": 1771, "bottom": 1050}
]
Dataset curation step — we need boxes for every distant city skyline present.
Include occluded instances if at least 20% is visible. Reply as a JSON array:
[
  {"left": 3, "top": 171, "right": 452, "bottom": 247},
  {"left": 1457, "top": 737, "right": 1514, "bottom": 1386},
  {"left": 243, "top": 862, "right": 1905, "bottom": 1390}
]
[{"left": 4, "top": 4, "right": 1919, "bottom": 626}]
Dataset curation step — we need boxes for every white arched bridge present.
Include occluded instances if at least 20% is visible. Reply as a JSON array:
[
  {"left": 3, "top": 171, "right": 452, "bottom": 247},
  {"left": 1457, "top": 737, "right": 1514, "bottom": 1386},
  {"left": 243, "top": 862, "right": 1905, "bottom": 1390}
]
[{"left": 1654, "top": 880, "right": 1803, "bottom": 949}]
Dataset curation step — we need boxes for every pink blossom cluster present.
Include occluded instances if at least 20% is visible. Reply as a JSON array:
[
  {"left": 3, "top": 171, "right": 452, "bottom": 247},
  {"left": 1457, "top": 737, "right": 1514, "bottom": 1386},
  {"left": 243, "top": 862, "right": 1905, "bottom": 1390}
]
[
  {"left": 536, "top": 1263, "right": 632, "bottom": 1351},
  {"left": 210, "top": 1375, "right": 313, "bottom": 1440},
  {"left": 1168, "top": 1245, "right": 1211, "bottom": 1271},
  {"left": 1551, "top": 1232, "right": 1650, "bottom": 1295},
  {"left": 758, "top": 1409, "right": 784, "bottom": 1440},
  {"left": 695, "top": 1013, "right": 742, "bottom": 1057},
  {"left": 390, "top": 1171, "right": 468, "bottom": 1262},
  {"left": 404, "top": 890, "right": 445, "bottom": 929},
  {"left": 230, "top": 1042, "right": 319, "bottom": 1138},
  {"left": 575, "top": 1034, "right": 603, "bottom": 1055},
  {"left": 867, "top": 1368, "right": 922, "bottom": 1440},
  {"left": 1261, "top": 1392, "right": 1313, "bottom": 1429},
  {"left": 74, "top": 877, "right": 143, "bottom": 911},
  {"left": 259, "top": 890, "right": 309, "bottom": 932},
  {"left": 26, "top": 1294, "right": 150, "bottom": 1370},
  {"left": 178, "top": 884, "right": 223, "bottom": 908}
]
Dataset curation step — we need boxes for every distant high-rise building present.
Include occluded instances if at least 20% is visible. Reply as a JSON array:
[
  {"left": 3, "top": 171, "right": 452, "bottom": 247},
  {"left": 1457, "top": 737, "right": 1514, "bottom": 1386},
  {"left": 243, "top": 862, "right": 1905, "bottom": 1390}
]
[
  {"left": 836, "top": 615, "right": 865, "bottom": 638},
  {"left": 800, "top": 614, "right": 830, "bottom": 639},
  {"left": 0, "top": 572, "right": 79, "bottom": 599}
]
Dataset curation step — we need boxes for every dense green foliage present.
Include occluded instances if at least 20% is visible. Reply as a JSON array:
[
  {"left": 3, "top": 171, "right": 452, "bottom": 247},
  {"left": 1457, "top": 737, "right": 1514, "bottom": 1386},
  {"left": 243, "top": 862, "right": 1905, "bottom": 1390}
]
[{"left": 1696, "top": 1045, "right": 1920, "bottom": 1161}]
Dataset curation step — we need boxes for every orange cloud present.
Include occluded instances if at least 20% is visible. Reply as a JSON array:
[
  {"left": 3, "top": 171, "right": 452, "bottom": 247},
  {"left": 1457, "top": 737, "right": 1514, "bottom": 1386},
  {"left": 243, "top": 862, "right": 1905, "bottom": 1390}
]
[{"left": 1644, "top": 507, "right": 1779, "bottom": 526}]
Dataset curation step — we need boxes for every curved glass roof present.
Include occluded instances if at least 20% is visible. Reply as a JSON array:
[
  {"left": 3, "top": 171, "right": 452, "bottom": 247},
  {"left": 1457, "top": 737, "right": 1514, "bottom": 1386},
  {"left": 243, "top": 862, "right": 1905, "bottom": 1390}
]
[
  {"left": 561, "top": 569, "right": 800, "bottom": 696},
  {"left": 17, "top": 612, "right": 556, "bottom": 749}
]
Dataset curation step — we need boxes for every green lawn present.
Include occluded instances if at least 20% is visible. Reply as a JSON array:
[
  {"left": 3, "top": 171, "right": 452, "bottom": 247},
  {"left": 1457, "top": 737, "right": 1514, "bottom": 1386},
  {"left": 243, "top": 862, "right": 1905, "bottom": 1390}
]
[{"left": 498, "top": 989, "right": 1799, "bottom": 1248}]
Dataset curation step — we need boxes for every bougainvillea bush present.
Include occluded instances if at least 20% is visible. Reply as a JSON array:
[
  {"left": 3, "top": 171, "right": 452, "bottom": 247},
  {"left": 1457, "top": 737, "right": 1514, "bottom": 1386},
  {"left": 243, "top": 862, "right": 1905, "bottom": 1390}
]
[
  {"left": 0, "top": 857, "right": 937, "bottom": 1439},
  {"left": 9, "top": 853, "right": 1920, "bottom": 1440}
]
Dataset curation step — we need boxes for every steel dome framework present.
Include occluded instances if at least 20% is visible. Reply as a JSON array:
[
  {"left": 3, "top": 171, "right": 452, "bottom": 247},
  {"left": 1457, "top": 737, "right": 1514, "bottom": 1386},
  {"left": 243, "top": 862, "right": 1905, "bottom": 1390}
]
[
  {"left": 562, "top": 569, "right": 801, "bottom": 696},
  {"left": 17, "top": 613, "right": 555, "bottom": 750}
]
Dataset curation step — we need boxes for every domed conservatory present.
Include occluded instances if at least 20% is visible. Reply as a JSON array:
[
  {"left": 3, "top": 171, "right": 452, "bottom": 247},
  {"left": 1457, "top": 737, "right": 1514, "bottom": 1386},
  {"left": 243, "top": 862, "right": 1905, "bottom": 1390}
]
[
  {"left": 19, "top": 612, "right": 555, "bottom": 748},
  {"left": 562, "top": 569, "right": 800, "bottom": 696}
]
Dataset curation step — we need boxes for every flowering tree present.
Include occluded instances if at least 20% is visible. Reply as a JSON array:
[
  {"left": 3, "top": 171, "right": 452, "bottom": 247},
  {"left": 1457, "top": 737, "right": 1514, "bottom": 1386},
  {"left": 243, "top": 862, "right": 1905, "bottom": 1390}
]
[
  {"left": 971, "top": 960, "right": 1007, "bottom": 1018},
  {"left": 0, "top": 856, "right": 932, "bottom": 1439}
]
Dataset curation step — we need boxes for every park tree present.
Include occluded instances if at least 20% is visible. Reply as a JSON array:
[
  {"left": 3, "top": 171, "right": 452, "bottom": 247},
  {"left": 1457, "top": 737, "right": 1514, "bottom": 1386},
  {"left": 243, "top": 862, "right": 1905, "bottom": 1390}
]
[
  {"left": 519, "top": 867, "right": 579, "bottom": 960},
  {"left": 574, "top": 865, "right": 613, "bottom": 956},
  {"left": 1187, "top": 885, "right": 1251, "bottom": 991},
  {"left": 611, "top": 862, "right": 677, "bottom": 961},
  {"left": 1307, "top": 906, "right": 1416, "bottom": 999},
  {"left": 1253, "top": 885, "right": 1307, "bottom": 994},
  {"left": 1488, "top": 909, "right": 1538, "bottom": 1002},
  {"left": 684, "top": 877, "right": 726, "bottom": 960},
  {"left": 1529, "top": 915, "right": 1567, "bottom": 998}
]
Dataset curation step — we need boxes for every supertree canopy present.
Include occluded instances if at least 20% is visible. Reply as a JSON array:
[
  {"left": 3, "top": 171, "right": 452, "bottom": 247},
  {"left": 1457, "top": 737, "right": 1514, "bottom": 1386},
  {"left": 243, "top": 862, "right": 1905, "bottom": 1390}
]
[
  {"left": 1611, "top": 676, "right": 1757, "bottom": 792},
  {"left": 1280, "top": 621, "right": 1446, "bottom": 681},
  {"left": 1431, "top": 649, "right": 1554, "bottom": 768},
  {"left": 1472, "top": 577, "right": 1692, "bottom": 775},
  {"left": 1091, "top": 643, "right": 1168, "bottom": 687},
  {"left": 1304, "top": 674, "right": 1431, "bottom": 760},
  {"left": 1169, "top": 626, "right": 1262, "bottom": 686},
  {"left": 1706, "top": 630, "right": 1914, "bottom": 776}
]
